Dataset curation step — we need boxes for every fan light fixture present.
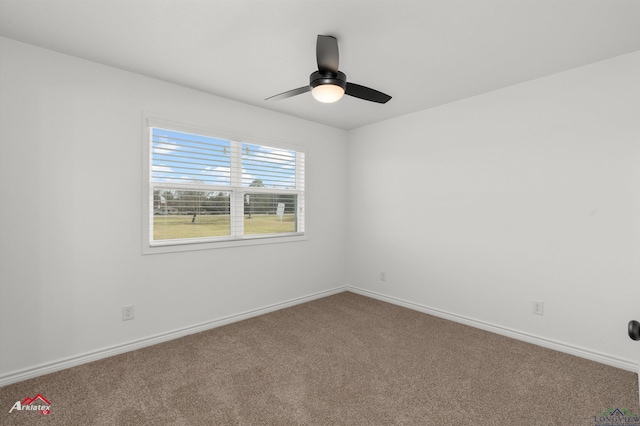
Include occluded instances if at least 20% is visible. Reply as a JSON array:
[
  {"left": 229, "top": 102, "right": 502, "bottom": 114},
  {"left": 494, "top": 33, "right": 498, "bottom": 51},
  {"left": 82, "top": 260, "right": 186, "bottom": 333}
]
[
  {"left": 265, "top": 35, "right": 392, "bottom": 105},
  {"left": 311, "top": 84, "right": 345, "bottom": 103},
  {"left": 309, "top": 71, "right": 347, "bottom": 104}
]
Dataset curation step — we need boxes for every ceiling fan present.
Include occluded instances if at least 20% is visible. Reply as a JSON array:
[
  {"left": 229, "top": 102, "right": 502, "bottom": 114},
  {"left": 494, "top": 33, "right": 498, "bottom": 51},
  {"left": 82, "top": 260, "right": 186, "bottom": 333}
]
[{"left": 265, "top": 35, "right": 392, "bottom": 104}]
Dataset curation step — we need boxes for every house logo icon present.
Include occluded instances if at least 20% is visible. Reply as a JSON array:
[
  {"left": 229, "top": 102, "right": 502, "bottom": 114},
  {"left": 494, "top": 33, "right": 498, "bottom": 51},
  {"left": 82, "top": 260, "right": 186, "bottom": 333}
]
[
  {"left": 8, "top": 393, "right": 51, "bottom": 415},
  {"left": 593, "top": 407, "right": 640, "bottom": 426}
]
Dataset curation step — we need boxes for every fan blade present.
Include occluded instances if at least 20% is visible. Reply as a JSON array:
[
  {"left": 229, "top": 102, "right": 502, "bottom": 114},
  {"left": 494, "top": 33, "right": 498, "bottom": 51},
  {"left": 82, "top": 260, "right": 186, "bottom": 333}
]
[
  {"left": 345, "top": 83, "right": 392, "bottom": 104},
  {"left": 316, "top": 35, "right": 339, "bottom": 74},
  {"left": 265, "top": 86, "right": 311, "bottom": 101}
]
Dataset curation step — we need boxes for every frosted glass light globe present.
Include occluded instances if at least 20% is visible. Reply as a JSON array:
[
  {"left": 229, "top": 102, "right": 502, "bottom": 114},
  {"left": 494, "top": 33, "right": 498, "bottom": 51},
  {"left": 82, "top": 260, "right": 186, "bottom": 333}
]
[{"left": 311, "top": 84, "right": 345, "bottom": 103}]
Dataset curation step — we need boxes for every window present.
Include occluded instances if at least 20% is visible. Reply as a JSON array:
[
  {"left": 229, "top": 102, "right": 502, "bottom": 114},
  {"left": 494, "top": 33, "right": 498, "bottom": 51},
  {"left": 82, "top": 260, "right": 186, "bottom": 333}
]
[{"left": 143, "top": 117, "right": 305, "bottom": 253}]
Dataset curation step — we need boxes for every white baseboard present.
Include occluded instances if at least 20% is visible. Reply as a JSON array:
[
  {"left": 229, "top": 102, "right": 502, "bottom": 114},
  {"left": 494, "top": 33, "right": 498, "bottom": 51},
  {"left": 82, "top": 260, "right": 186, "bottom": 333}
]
[
  {"left": 346, "top": 286, "right": 639, "bottom": 374},
  {"left": 0, "top": 286, "right": 348, "bottom": 387},
  {"left": 3, "top": 285, "right": 636, "bottom": 387}
]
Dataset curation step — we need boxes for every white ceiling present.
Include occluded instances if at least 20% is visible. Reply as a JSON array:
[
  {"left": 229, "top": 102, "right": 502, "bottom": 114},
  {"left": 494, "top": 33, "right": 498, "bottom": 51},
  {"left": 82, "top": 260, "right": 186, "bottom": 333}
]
[{"left": 1, "top": 0, "right": 640, "bottom": 130}]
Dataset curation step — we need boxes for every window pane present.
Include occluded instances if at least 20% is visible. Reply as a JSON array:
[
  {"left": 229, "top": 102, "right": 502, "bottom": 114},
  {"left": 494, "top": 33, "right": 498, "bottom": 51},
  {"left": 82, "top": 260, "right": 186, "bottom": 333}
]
[
  {"left": 242, "top": 143, "right": 296, "bottom": 189},
  {"left": 145, "top": 120, "right": 305, "bottom": 252},
  {"left": 244, "top": 193, "right": 297, "bottom": 235},
  {"left": 151, "top": 128, "right": 231, "bottom": 185},
  {"left": 153, "top": 189, "right": 231, "bottom": 241}
]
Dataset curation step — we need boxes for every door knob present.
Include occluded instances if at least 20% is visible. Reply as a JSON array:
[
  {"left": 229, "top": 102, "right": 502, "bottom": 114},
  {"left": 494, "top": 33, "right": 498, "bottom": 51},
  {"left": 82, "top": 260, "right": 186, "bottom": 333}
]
[{"left": 629, "top": 320, "right": 640, "bottom": 341}]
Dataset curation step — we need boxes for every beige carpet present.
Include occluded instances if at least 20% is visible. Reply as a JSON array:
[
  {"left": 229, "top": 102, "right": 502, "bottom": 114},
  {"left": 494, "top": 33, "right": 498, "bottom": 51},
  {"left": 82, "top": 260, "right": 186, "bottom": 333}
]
[{"left": 1, "top": 292, "right": 638, "bottom": 425}]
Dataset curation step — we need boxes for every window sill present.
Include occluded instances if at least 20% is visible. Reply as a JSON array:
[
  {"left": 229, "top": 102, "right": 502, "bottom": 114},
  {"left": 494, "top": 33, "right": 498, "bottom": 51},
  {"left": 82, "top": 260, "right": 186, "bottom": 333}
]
[{"left": 142, "top": 233, "right": 307, "bottom": 255}]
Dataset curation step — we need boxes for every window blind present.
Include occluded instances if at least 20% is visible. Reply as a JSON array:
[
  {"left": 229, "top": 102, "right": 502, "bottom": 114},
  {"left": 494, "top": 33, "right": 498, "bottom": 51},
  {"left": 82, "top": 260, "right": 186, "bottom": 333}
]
[{"left": 148, "top": 126, "right": 305, "bottom": 247}]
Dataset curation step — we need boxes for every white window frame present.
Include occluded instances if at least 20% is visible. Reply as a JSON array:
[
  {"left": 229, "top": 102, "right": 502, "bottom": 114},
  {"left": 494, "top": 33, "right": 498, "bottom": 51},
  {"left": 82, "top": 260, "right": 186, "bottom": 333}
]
[{"left": 142, "top": 114, "right": 306, "bottom": 254}]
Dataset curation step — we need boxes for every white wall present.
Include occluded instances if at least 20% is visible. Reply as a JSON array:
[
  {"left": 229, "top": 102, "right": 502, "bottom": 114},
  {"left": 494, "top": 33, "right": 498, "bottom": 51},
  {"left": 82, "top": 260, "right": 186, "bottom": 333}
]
[
  {"left": 0, "top": 38, "right": 348, "bottom": 382},
  {"left": 347, "top": 51, "right": 640, "bottom": 369}
]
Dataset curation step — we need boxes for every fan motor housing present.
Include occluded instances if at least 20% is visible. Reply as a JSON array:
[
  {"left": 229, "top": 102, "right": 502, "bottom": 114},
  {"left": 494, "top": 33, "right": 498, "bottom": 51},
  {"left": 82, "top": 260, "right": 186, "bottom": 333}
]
[{"left": 310, "top": 71, "right": 347, "bottom": 90}]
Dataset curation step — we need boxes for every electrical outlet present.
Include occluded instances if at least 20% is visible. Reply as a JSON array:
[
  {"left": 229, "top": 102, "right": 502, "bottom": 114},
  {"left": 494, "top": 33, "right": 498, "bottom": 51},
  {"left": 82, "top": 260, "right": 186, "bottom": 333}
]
[
  {"left": 532, "top": 301, "right": 544, "bottom": 316},
  {"left": 380, "top": 272, "right": 386, "bottom": 281},
  {"left": 122, "top": 305, "right": 134, "bottom": 321}
]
